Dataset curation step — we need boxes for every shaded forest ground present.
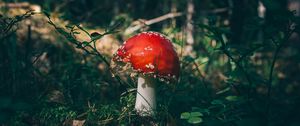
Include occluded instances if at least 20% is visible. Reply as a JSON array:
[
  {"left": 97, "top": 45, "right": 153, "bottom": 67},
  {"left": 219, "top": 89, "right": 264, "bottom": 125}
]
[{"left": 1, "top": 0, "right": 300, "bottom": 126}]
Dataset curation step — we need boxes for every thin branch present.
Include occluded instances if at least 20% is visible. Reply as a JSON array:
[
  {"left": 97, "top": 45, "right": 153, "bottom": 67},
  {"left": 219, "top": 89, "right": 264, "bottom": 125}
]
[
  {"left": 211, "top": 27, "right": 253, "bottom": 98},
  {"left": 125, "top": 12, "right": 183, "bottom": 34},
  {"left": 265, "top": 28, "right": 294, "bottom": 116}
]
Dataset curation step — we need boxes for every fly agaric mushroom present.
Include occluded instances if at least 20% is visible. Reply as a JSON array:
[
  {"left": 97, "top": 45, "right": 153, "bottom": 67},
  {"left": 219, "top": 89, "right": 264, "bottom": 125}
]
[{"left": 111, "top": 31, "right": 180, "bottom": 116}]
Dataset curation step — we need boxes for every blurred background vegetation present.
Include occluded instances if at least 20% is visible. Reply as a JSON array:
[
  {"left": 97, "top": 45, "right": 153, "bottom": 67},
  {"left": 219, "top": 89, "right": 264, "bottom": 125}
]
[{"left": 1, "top": 0, "right": 300, "bottom": 125}]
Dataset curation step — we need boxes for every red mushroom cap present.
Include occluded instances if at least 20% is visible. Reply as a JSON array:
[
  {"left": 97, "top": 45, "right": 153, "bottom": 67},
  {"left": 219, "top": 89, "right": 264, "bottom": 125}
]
[{"left": 112, "top": 31, "right": 180, "bottom": 81}]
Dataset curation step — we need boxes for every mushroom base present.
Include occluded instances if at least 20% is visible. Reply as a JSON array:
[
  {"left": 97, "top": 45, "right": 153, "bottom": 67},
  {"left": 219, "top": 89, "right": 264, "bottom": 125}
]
[{"left": 135, "top": 75, "right": 156, "bottom": 116}]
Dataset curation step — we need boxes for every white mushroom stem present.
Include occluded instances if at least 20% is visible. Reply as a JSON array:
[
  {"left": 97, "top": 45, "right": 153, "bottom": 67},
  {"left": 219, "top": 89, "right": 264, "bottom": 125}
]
[{"left": 135, "top": 75, "right": 156, "bottom": 116}]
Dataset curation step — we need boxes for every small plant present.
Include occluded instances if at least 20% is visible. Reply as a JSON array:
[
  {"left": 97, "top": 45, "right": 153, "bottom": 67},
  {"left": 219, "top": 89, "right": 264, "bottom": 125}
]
[
  {"left": 0, "top": 10, "right": 35, "bottom": 40},
  {"left": 38, "top": 106, "right": 77, "bottom": 125},
  {"left": 181, "top": 111, "right": 203, "bottom": 125}
]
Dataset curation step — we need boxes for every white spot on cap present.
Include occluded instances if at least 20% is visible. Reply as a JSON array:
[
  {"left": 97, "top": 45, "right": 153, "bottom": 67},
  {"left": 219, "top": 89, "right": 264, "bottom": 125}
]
[
  {"left": 126, "top": 54, "right": 131, "bottom": 58},
  {"left": 145, "top": 63, "right": 155, "bottom": 69},
  {"left": 144, "top": 46, "right": 153, "bottom": 51}
]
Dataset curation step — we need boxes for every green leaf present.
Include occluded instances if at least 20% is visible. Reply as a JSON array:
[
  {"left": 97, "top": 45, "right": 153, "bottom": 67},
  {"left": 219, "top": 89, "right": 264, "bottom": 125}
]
[
  {"left": 43, "top": 10, "right": 51, "bottom": 17},
  {"left": 180, "top": 112, "right": 190, "bottom": 119},
  {"left": 225, "top": 96, "right": 239, "bottom": 101},
  {"left": 91, "top": 32, "right": 101, "bottom": 37},
  {"left": 216, "top": 87, "right": 230, "bottom": 94},
  {"left": 15, "top": 15, "right": 22, "bottom": 21},
  {"left": 190, "top": 112, "right": 203, "bottom": 117},
  {"left": 91, "top": 32, "right": 102, "bottom": 41},
  {"left": 65, "top": 24, "right": 74, "bottom": 29},
  {"left": 211, "top": 100, "right": 223, "bottom": 105},
  {"left": 73, "top": 31, "right": 81, "bottom": 34},
  {"left": 82, "top": 41, "right": 90, "bottom": 46},
  {"left": 183, "top": 56, "right": 194, "bottom": 62},
  {"left": 76, "top": 44, "right": 82, "bottom": 48},
  {"left": 198, "top": 109, "right": 210, "bottom": 115},
  {"left": 188, "top": 117, "right": 203, "bottom": 124}
]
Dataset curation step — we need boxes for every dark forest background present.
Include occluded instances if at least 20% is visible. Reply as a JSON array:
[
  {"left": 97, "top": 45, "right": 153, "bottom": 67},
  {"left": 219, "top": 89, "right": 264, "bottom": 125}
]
[{"left": 1, "top": 0, "right": 300, "bottom": 125}]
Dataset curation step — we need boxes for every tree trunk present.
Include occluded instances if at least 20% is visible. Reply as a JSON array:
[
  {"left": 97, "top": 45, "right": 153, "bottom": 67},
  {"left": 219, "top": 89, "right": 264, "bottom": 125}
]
[
  {"left": 257, "top": 1, "right": 266, "bottom": 42},
  {"left": 171, "top": 0, "right": 177, "bottom": 27},
  {"left": 230, "top": 0, "right": 245, "bottom": 45},
  {"left": 185, "top": 0, "right": 194, "bottom": 56}
]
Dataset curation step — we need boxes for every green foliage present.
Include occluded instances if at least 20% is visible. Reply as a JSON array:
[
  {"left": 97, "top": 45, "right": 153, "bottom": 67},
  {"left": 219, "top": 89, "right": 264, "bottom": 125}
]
[
  {"left": 181, "top": 111, "right": 204, "bottom": 125},
  {"left": 0, "top": 10, "right": 35, "bottom": 39},
  {"left": 1, "top": 0, "right": 300, "bottom": 126},
  {"left": 38, "top": 106, "right": 77, "bottom": 125}
]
